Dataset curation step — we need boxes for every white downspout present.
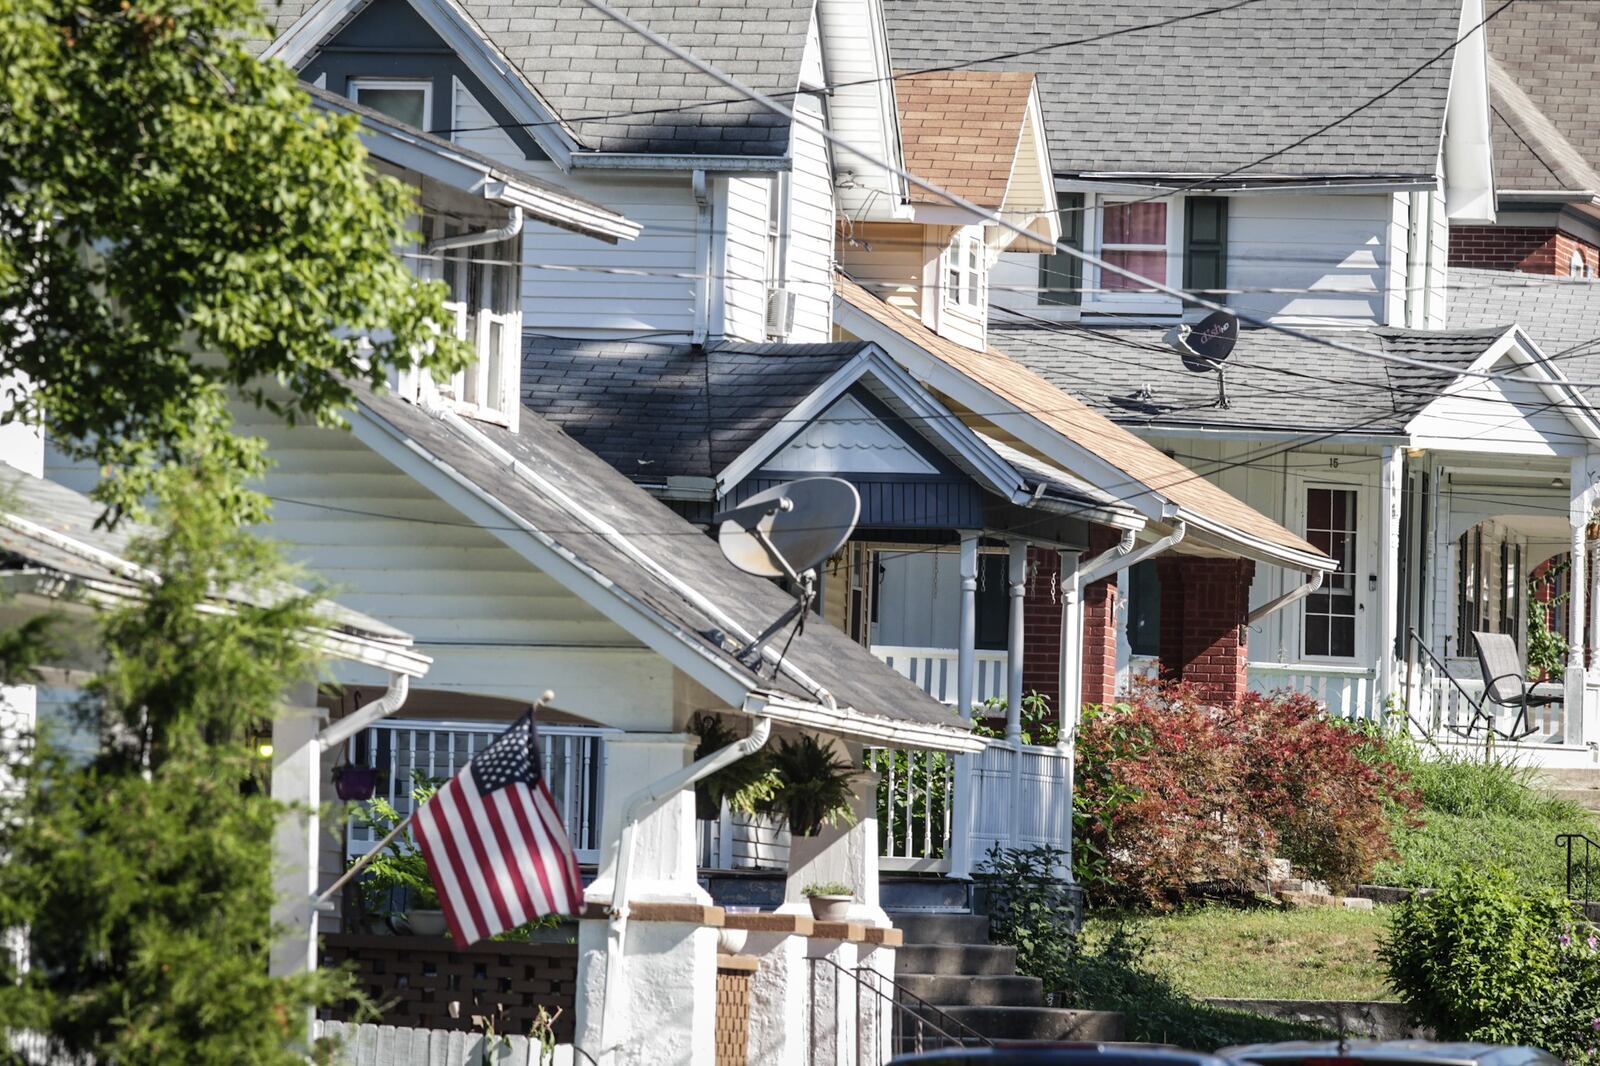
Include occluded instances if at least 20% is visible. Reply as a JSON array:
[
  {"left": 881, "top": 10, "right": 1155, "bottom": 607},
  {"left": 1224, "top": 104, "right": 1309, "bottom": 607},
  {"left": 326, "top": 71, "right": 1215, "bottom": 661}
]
[
  {"left": 424, "top": 205, "right": 523, "bottom": 254},
  {"left": 1246, "top": 572, "right": 1324, "bottom": 626},
  {"left": 317, "top": 673, "right": 410, "bottom": 753},
  {"left": 595, "top": 712, "right": 773, "bottom": 1065},
  {"left": 1080, "top": 522, "right": 1185, "bottom": 588},
  {"left": 692, "top": 169, "right": 711, "bottom": 344}
]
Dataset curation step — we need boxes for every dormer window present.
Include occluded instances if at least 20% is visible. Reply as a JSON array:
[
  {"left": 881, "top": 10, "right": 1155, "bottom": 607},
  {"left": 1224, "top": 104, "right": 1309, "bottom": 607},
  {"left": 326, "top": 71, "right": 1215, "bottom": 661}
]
[
  {"left": 944, "top": 230, "right": 984, "bottom": 311},
  {"left": 350, "top": 78, "right": 432, "bottom": 131},
  {"left": 427, "top": 216, "right": 519, "bottom": 426}
]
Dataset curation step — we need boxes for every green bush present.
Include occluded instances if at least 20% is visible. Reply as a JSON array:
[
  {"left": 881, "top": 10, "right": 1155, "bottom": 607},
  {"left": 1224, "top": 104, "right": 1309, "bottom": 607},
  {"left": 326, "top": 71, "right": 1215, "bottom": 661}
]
[
  {"left": 975, "top": 844, "right": 1078, "bottom": 996},
  {"left": 1381, "top": 865, "right": 1600, "bottom": 1056}
]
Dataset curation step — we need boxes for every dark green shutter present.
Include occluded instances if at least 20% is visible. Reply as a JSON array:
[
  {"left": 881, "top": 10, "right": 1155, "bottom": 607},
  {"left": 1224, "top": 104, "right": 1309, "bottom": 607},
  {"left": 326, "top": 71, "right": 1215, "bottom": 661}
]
[
  {"left": 1039, "top": 193, "right": 1085, "bottom": 306},
  {"left": 1183, "top": 196, "right": 1228, "bottom": 301}
]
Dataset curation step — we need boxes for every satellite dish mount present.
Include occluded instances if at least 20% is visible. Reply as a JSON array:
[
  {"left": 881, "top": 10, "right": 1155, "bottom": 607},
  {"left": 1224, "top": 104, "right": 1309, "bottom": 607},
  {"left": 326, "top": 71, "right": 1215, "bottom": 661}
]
[
  {"left": 1166, "top": 310, "right": 1239, "bottom": 409},
  {"left": 714, "top": 477, "right": 861, "bottom": 667}
]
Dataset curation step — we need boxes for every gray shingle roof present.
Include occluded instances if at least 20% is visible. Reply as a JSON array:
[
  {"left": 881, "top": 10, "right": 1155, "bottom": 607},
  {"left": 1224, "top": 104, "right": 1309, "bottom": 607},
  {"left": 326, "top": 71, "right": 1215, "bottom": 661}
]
[
  {"left": 988, "top": 319, "right": 1506, "bottom": 434},
  {"left": 521, "top": 336, "right": 867, "bottom": 478},
  {"left": 355, "top": 388, "right": 975, "bottom": 745},
  {"left": 1450, "top": 267, "right": 1600, "bottom": 398},
  {"left": 267, "top": 0, "right": 808, "bottom": 156},
  {"left": 880, "top": 0, "right": 1461, "bottom": 180},
  {"left": 1486, "top": 1, "right": 1600, "bottom": 194}
]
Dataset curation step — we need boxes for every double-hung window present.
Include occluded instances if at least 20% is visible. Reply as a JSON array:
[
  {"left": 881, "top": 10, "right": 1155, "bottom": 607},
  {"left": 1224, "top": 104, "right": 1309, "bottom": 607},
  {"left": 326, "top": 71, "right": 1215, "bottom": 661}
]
[
  {"left": 943, "top": 229, "right": 984, "bottom": 312},
  {"left": 431, "top": 218, "right": 519, "bottom": 426},
  {"left": 1098, "top": 200, "right": 1168, "bottom": 293},
  {"left": 349, "top": 78, "right": 432, "bottom": 131}
]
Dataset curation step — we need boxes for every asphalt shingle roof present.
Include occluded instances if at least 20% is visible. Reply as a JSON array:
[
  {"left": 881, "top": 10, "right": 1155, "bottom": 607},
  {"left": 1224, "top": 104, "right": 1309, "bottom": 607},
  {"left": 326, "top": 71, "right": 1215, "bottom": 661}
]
[
  {"left": 988, "top": 319, "right": 1507, "bottom": 435},
  {"left": 356, "top": 388, "right": 975, "bottom": 745},
  {"left": 1450, "top": 267, "right": 1600, "bottom": 397},
  {"left": 1486, "top": 0, "right": 1600, "bottom": 193},
  {"left": 520, "top": 336, "right": 868, "bottom": 478},
  {"left": 881, "top": 0, "right": 1461, "bottom": 180},
  {"left": 266, "top": 0, "right": 809, "bottom": 156},
  {"left": 897, "top": 70, "right": 1036, "bottom": 206}
]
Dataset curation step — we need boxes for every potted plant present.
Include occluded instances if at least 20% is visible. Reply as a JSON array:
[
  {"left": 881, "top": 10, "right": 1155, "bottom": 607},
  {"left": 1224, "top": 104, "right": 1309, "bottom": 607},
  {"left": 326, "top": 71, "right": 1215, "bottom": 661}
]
[
  {"left": 332, "top": 763, "right": 381, "bottom": 801},
  {"left": 689, "top": 713, "right": 780, "bottom": 821},
  {"left": 349, "top": 772, "right": 447, "bottom": 936},
  {"left": 803, "top": 882, "right": 854, "bottom": 921},
  {"left": 755, "top": 734, "right": 859, "bottom": 837}
]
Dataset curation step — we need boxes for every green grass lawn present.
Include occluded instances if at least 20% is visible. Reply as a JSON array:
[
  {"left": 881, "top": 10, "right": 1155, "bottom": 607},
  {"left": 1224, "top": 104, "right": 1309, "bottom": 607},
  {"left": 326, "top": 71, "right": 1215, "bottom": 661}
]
[{"left": 1082, "top": 903, "right": 1394, "bottom": 1001}]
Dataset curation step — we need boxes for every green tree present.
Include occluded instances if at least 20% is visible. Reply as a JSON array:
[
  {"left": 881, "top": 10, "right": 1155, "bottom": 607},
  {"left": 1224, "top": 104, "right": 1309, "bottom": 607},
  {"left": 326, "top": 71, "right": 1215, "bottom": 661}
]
[
  {"left": 0, "top": 449, "right": 356, "bottom": 1064},
  {"left": 0, "top": 0, "right": 468, "bottom": 521}
]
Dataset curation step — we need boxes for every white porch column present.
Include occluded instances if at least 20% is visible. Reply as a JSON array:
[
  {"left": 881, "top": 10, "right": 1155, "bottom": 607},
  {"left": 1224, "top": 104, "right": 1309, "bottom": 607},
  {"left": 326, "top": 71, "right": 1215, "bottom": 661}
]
[
  {"left": 1006, "top": 540, "right": 1028, "bottom": 743},
  {"left": 1058, "top": 551, "right": 1085, "bottom": 737},
  {"left": 576, "top": 731, "right": 715, "bottom": 1066},
  {"left": 1567, "top": 455, "right": 1599, "bottom": 746},
  {"left": 269, "top": 682, "right": 322, "bottom": 982},
  {"left": 1378, "top": 446, "right": 1403, "bottom": 712},
  {"left": 949, "top": 532, "right": 980, "bottom": 880}
]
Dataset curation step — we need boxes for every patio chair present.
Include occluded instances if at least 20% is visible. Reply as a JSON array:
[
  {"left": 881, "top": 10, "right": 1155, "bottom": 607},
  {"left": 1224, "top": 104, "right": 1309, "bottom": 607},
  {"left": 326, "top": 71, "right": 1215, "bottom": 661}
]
[{"left": 1471, "top": 630, "right": 1557, "bottom": 741}]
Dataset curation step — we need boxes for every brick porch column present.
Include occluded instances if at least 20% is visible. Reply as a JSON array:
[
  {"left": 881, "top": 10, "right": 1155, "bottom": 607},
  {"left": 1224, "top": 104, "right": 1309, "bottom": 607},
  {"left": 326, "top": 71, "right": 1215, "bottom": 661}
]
[
  {"left": 1154, "top": 556, "right": 1256, "bottom": 704},
  {"left": 1079, "top": 528, "right": 1124, "bottom": 708},
  {"left": 1021, "top": 547, "right": 1062, "bottom": 710}
]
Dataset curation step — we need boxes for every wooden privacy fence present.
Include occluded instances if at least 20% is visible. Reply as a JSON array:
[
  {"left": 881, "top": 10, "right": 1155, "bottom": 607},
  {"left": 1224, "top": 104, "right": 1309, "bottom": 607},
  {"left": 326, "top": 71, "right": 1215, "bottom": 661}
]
[{"left": 321, "top": 934, "right": 576, "bottom": 1043}]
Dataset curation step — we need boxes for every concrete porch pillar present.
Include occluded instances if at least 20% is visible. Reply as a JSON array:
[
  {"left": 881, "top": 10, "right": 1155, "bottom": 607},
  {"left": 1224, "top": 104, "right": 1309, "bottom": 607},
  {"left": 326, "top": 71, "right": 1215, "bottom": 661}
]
[{"left": 269, "top": 682, "right": 323, "bottom": 981}]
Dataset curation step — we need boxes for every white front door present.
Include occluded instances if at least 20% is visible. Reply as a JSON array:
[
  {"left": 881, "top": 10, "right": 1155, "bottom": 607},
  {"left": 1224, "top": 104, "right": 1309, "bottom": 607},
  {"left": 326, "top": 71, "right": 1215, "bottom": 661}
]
[{"left": 1291, "top": 469, "right": 1375, "bottom": 665}]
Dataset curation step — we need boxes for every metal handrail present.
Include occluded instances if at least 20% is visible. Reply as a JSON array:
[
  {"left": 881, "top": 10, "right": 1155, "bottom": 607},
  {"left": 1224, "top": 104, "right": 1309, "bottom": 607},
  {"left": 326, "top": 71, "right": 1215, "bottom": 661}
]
[
  {"left": 807, "top": 954, "right": 992, "bottom": 1064},
  {"left": 1558, "top": 831, "right": 1600, "bottom": 905}
]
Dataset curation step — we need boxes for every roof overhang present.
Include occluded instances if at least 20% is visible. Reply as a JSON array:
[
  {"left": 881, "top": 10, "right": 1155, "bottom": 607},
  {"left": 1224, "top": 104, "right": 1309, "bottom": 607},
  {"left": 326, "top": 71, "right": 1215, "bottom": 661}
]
[
  {"left": 308, "top": 89, "right": 639, "bottom": 243},
  {"left": 569, "top": 153, "right": 792, "bottom": 173},
  {"left": 992, "top": 80, "right": 1061, "bottom": 255},
  {"left": 1440, "top": 0, "right": 1496, "bottom": 223},
  {"left": 750, "top": 693, "right": 984, "bottom": 753},
  {"left": 715, "top": 344, "right": 1145, "bottom": 531}
]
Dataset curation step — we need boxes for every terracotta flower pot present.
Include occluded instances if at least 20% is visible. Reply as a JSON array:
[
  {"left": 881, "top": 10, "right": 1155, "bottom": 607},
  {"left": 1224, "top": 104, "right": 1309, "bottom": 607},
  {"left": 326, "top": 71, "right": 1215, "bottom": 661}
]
[{"left": 807, "top": 895, "right": 852, "bottom": 922}]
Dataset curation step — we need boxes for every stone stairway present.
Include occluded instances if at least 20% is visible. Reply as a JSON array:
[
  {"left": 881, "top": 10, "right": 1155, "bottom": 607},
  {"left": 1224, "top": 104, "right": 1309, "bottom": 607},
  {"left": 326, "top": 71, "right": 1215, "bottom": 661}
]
[
  {"left": 1534, "top": 768, "right": 1600, "bottom": 815},
  {"left": 889, "top": 912, "right": 1123, "bottom": 1043}
]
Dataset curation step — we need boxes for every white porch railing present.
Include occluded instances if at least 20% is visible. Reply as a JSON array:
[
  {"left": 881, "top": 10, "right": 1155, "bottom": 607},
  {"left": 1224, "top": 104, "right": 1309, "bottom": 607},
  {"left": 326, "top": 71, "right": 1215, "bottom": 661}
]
[
  {"left": 867, "top": 739, "right": 1072, "bottom": 876},
  {"left": 345, "top": 719, "right": 609, "bottom": 865},
  {"left": 871, "top": 645, "right": 1008, "bottom": 706},
  {"left": 1248, "top": 662, "right": 1380, "bottom": 721},
  {"left": 698, "top": 806, "right": 790, "bottom": 870},
  {"left": 1408, "top": 667, "right": 1570, "bottom": 745}
]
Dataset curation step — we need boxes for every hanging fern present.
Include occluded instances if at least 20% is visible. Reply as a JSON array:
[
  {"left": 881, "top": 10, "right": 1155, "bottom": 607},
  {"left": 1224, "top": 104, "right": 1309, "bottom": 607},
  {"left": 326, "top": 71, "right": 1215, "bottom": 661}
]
[
  {"left": 757, "top": 734, "right": 860, "bottom": 837},
  {"left": 689, "top": 713, "right": 779, "bottom": 820}
]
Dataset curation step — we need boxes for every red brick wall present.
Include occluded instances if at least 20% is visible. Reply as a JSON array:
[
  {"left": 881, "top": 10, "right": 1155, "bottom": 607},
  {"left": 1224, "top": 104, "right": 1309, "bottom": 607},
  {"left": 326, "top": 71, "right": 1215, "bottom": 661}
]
[
  {"left": 1449, "top": 225, "right": 1600, "bottom": 275},
  {"left": 1081, "top": 577, "right": 1119, "bottom": 708},
  {"left": 1022, "top": 547, "right": 1062, "bottom": 710},
  {"left": 1155, "top": 556, "right": 1256, "bottom": 704}
]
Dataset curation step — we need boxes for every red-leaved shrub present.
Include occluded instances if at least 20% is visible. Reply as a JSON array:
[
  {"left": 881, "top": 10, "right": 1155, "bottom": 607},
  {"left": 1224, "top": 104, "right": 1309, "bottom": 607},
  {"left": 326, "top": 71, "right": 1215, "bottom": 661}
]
[{"left": 1074, "top": 682, "right": 1418, "bottom": 907}]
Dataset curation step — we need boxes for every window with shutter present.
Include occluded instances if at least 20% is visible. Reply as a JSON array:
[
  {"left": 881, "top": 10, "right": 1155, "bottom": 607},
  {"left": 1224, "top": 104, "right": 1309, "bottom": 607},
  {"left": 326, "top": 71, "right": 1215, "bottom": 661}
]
[
  {"left": 1183, "top": 196, "right": 1229, "bottom": 300},
  {"left": 1038, "top": 193, "right": 1085, "bottom": 306}
]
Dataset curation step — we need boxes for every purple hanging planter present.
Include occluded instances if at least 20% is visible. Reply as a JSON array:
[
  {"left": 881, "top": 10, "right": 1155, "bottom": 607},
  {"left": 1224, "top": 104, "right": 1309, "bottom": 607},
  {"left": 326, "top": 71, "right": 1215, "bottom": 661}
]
[{"left": 333, "top": 765, "right": 380, "bottom": 801}]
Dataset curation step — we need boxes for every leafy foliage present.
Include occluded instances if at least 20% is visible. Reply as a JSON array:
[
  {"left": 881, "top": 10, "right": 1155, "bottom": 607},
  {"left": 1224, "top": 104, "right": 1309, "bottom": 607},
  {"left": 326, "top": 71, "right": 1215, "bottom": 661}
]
[
  {"left": 756, "top": 734, "right": 859, "bottom": 837},
  {"left": 0, "top": 452, "right": 356, "bottom": 1064},
  {"left": 0, "top": 0, "right": 470, "bottom": 521},
  {"left": 349, "top": 773, "right": 443, "bottom": 917},
  {"left": 975, "top": 690, "right": 1060, "bottom": 745},
  {"left": 1073, "top": 683, "right": 1416, "bottom": 906},
  {"left": 1381, "top": 865, "right": 1600, "bottom": 1056},
  {"left": 1527, "top": 560, "right": 1570, "bottom": 682},
  {"left": 975, "top": 844, "right": 1078, "bottom": 997},
  {"left": 688, "top": 713, "right": 779, "bottom": 820},
  {"left": 801, "top": 882, "right": 852, "bottom": 898}
]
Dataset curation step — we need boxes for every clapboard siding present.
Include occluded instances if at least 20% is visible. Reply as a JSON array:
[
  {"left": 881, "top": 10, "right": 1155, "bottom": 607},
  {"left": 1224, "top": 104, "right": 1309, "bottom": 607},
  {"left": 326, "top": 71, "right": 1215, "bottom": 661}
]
[
  {"left": 1427, "top": 189, "right": 1448, "bottom": 330},
  {"left": 519, "top": 166, "right": 699, "bottom": 337},
  {"left": 837, "top": 222, "right": 928, "bottom": 321},
  {"left": 788, "top": 93, "right": 836, "bottom": 341},
  {"left": 450, "top": 78, "right": 523, "bottom": 163},
  {"left": 1386, "top": 192, "right": 1411, "bottom": 327},
  {"left": 1226, "top": 193, "right": 1393, "bottom": 327},
  {"left": 721, "top": 175, "right": 771, "bottom": 342},
  {"left": 815, "top": 0, "right": 901, "bottom": 223}
]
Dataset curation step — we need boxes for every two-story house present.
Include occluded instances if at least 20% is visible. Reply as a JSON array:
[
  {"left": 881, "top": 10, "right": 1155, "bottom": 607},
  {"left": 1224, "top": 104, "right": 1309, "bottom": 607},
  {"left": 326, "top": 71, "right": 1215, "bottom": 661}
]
[{"left": 868, "top": 0, "right": 1600, "bottom": 762}]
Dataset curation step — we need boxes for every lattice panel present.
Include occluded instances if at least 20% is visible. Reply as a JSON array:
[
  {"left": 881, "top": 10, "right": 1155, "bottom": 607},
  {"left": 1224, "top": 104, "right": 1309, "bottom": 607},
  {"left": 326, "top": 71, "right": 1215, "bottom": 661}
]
[{"left": 714, "top": 962, "right": 754, "bottom": 1066}]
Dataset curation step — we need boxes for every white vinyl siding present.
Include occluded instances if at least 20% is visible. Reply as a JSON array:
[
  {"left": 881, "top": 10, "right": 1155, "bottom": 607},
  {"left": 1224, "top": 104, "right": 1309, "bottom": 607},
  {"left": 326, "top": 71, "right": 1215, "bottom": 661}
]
[
  {"left": 450, "top": 78, "right": 523, "bottom": 161},
  {"left": 721, "top": 176, "right": 771, "bottom": 342},
  {"left": 1226, "top": 193, "right": 1393, "bottom": 327},
  {"left": 836, "top": 222, "right": 929, "bottom": 322},
  {"left": 787, "top": 93, "right": 836, "bottom": 341}
]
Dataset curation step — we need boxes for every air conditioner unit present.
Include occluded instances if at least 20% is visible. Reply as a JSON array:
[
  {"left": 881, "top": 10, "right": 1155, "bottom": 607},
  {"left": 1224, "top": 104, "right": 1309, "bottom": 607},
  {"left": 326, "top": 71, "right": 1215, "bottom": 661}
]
[{"left": 765, "top": 286, "right": 796, "bottom": 338}]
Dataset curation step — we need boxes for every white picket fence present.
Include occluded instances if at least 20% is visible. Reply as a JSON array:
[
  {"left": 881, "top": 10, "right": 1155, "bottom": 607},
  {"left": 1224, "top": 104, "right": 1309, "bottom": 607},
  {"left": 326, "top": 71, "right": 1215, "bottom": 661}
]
[
  {"left": 314, "top": 1022, "right": 569, "bottom": 1066},
  {"left": 870, "top": 645, "right": 1007, "bottom": 706}
]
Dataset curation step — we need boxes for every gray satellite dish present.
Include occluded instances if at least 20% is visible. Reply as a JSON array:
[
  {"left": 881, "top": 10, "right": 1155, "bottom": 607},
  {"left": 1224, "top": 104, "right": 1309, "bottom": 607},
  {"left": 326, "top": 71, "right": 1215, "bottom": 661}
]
[
  {"left": 1165, "top": 310, "right": 1239, "bottom": 409},
  {"left": 716, "top": 477, "right": 860, "bottom": 581},
  {"left": 713, "top": 477, "right": 860, "bottom": 664}
]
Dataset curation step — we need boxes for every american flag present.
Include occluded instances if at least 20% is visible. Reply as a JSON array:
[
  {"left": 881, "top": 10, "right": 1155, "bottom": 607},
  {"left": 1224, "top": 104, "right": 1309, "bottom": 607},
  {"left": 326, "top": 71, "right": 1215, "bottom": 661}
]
[{"left": 412, "top": 712, "right": 583, "bottom": 946}]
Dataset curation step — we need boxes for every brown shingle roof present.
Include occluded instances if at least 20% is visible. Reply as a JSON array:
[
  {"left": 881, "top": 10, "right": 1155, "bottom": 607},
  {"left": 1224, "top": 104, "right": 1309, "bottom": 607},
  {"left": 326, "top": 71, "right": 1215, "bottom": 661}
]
[
  {"left": 834, "top": 274, "right": 1329, "bottom": 566},
  {"left": 896, "top": 70, "right": 1036, "bottom": 207}
]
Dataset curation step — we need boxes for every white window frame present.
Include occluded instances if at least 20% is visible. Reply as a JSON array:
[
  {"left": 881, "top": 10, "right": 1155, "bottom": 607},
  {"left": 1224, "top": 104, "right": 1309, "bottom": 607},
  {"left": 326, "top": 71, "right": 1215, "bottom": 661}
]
[
  {"left": 349, "top": 77, "right": 433, "bottom": 131},
  {"left": 1084, "top": 194, "right": 1183, "bottom": 316},
  {"left": 1291, "top": 468, "right": 1373, "bottom": 664},
  {"left": 428, "top": 217, "right": 519, "bottom": 428},
  {"left": 942, "top": 228, "right": 985, "bottom": 313},
  {"left": 1571, "top": 247, "right": 1593, "bottom": 279}
]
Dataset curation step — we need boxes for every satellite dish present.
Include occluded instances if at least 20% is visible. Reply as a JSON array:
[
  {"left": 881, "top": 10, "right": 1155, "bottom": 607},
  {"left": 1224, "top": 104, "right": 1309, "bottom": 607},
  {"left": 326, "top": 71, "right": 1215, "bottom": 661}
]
[
  {"left": 716, "top": 477, "right": 860, "bottom": 581},
  {"left": 713, "top": 477, "right": 861, "bottom": 666},
  {"left": 1166, "top": 310, "right": 1239, "bottom": 408}
]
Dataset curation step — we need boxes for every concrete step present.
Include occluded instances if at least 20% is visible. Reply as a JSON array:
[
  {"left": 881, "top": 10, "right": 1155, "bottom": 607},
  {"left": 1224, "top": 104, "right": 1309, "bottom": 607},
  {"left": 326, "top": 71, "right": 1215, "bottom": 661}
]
[
  {"left": 1534, "top": 768, "right": 1600, "bottom": 788},
  {"left": 888, "top": 912, "right": 991, "bottom": 946},
  {"left": 898, "top": 973, "right": 1043, "bottom": 1008},
  {"left": 897, "top": 943, "right": 1018, "bottom": 976},
  {"left": 937, "top": 1005, "right": 1125, "bottom": 1042},
  {"left": 1544, "top": 787, "right": 1600, "bottom": 812}
]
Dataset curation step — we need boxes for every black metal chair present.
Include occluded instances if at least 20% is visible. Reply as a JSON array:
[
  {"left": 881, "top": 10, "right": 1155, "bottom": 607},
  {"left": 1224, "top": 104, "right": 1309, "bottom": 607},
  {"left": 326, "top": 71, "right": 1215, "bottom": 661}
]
[{"left": 1471, "top": 630, "right": 1557, "bottom": 741}]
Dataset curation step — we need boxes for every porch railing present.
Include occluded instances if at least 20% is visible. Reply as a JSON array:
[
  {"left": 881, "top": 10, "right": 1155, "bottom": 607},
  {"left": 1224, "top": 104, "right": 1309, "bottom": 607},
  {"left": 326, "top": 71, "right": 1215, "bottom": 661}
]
[
  {"left": 867, "top": 747, "right": 953, "bottom": 873},
  {"left": 1248, "top": 661, "right": 1379, "bottom": 721},
  {"left": 871, "top": 645, "right": 1007, "bottom": 706},
  {"left": 344, "top": 719, "right": 609, "bottom": 865}
]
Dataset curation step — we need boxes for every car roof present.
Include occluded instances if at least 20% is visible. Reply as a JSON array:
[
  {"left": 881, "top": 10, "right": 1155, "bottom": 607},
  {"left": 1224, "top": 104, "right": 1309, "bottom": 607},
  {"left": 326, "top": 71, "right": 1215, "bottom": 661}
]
[
  {"left": 1219, "top": 1040, "right": 1563, "bottom": 1066},
  {"left": 891, "top": 1044, "right": 1243, "bottom": 1065}
]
